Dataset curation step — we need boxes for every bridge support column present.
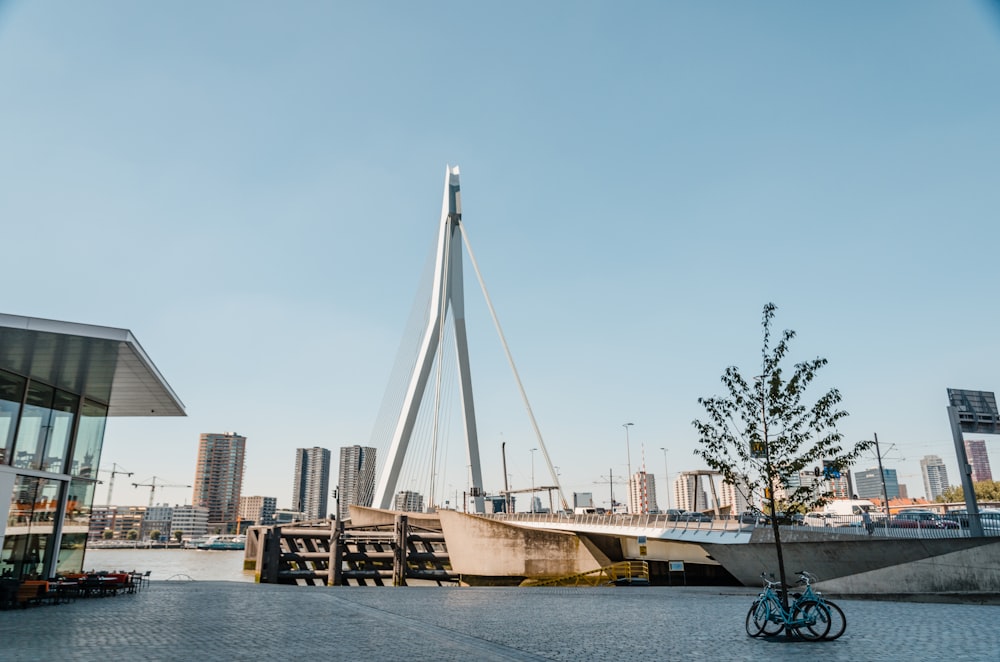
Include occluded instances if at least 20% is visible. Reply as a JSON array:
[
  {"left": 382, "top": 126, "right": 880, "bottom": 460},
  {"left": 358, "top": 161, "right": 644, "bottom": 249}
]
[
  {"left": 393, "top": 514, "right": 408, "bottom": 586},
  {"left": 330, "top": 520, "right": 344, "bottom": 586}
]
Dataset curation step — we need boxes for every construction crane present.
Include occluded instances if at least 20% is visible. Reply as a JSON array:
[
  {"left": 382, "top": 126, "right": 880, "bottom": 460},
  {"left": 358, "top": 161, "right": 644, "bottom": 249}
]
[
  {"left": 132, "top": 476, "right": 192, "bottom": 507},
  {"left": 98, "top": 463, "right": 133, "bottom": 507}
]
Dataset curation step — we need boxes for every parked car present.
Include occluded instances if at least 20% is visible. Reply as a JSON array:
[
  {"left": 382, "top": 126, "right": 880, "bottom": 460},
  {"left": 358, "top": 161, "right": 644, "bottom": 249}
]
[
  {"left": 772, "top": 511, "right": 805, "bottom": 526},
  {"left": 739, "top": 510, "right": 768, "bottom": 525},
  {"left": 942, "top": 508, "right": 1000, "bottom": 533},
  {"left": 664, "top": 509, "right": 685, "bottom": 521},
  {"left": 888, "top": 510, "right": 959, "bottom": 529},
  {"left": 679, "top": 511, "right": 713, "bottom": 522}
]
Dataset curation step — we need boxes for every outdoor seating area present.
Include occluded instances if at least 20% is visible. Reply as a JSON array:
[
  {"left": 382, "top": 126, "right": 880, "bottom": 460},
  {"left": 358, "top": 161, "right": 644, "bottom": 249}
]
[{"left": 0, "top": 570, "right": 150, "bottom": 609}]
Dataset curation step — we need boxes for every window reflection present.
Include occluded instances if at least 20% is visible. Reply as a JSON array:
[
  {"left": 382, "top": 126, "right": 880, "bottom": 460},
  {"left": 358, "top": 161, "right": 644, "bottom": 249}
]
[
  {"left": 0, "top": 370, "right": 26, "bottom": 465},
  {"left": 41, "top": 390, "right": 78, "bottom": 473},
  {"left": 71, "top": 400, "right": 107, "bottom": 479},
  {"left": 12, "top": 381, "right": 54, "bottom": 470},
  {"left": 2, "top": 475, "right": 59, "bottom": 579}
]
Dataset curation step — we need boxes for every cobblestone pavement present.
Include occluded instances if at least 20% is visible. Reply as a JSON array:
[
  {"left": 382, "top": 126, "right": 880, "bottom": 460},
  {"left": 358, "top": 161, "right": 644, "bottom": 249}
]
[{"left": 1, "top": 582, "right": 998, "bottom": 661}]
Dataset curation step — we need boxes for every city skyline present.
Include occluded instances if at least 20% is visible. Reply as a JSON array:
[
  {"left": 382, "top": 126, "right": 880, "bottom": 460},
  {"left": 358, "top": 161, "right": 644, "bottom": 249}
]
[{"left": 3, "top": 3, "right": 1000, "bottom": 509}]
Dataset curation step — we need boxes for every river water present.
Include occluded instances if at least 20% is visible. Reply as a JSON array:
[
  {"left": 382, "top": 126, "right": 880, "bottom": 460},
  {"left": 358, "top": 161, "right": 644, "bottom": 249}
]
[{"left": 84, "top": 548, "right": 254, "bottom": 583}]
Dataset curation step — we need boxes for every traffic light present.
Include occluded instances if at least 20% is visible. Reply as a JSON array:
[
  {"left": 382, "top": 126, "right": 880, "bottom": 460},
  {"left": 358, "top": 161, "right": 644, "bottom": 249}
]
[
  {"left": 813, "top": 466, "right": 820, "bottom": 477},
  {"left": 822, "top": 460, "right": 841, "bottom": 479}
]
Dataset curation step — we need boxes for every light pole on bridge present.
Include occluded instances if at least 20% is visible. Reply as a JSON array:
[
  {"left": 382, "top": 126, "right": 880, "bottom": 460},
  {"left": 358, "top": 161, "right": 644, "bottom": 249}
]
[{"left": 623, "top": 423, "right": 634, "bottom": 513}]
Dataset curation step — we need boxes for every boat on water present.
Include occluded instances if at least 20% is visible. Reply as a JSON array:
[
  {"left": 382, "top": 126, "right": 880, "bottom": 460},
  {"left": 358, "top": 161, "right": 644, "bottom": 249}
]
[{"left": 195, "top": 535, "right": 245, "bottom": 551}]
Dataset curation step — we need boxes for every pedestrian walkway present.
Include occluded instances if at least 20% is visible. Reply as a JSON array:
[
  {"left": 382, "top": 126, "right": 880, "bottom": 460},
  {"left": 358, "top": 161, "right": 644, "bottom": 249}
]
[{"left": 0, "top": 581, "right": 997, "bottom": 660}]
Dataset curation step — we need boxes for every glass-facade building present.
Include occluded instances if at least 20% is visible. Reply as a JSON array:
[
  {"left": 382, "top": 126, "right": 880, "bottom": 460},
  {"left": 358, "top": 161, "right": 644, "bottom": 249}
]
[{"left": 0, "top": 314, "right": 184, "bottom": 580}]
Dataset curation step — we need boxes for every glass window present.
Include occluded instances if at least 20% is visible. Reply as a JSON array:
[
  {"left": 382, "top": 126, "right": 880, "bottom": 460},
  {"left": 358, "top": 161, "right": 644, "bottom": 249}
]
[
  {"left": 0, "top": 369, "right": 26, "bottom": 465},
  {"left": 41, "top": 390, "right": 78, "bottom": 473},
  {"left": 56, "top": 478, "right": 96, "bottom": 575},
  {"left": 70, "top": 400, "right": 107, "bottom": 479},
  {"left": 2, "top": 475, "right": 59, "bottom": 580},
  {"left": 12, "top": 381, "right": 55, "bottom": 470}
]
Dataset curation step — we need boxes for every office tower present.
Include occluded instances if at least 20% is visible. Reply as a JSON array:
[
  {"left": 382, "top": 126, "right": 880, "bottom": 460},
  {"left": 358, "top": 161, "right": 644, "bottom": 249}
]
[
  {"left": 292, "top": 447, "right": 331, "bottom": 520},
  {"left": 337, "top": 445, "right": 376, "bottom": 521},
  {"left": 921, "top": 455, "right": 950, "bottom": 500},
  {"left": 627, "top": 471, "right": 657, "bottom": 514},
  {"left": 964, "top": 439, "right": 993, "bottom": 483},
  {"left": 853, "top": 468, "right": 900, "bottom": 501},
  {"left": 238, "top": 495, "right": 277, "bottom": 526},
  {"left": 393, "top": 490, "right": 424, "bottom": 513},
  {"left": 192, "top": 432, "right": 246, "bottom": 531}
]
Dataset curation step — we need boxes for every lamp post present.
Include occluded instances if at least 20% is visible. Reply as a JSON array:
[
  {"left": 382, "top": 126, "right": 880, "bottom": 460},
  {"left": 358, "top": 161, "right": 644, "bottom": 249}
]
[
  {"left": 623, "top": 423, "right": 634, "bottom": 513},
  {"left": 530, "top": 448, "right": 538, "bottom": 513},
  {"left": 660, "top": 447, "right": 671, "bottom": 512}
]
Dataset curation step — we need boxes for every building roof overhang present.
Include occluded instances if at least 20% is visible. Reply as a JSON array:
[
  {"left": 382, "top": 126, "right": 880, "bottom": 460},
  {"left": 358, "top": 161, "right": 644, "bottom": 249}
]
[{"left": 0, "top": 313, "right": 185, "bottom": 417}]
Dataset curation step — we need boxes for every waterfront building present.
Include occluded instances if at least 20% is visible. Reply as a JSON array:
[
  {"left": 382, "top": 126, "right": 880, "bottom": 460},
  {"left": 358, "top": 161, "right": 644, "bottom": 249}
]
[
  {"left": 627, "top": 471, "right": 657, "bottom": 514},
  {"left": 337, "top": 445, "right": 376, "bottom": 521},
  {"left": 193, "top": 432, "right": 246, "bottom": 532},
  {"left": 964, "top": 439, "right": 993, "bottom": 483},
  {"left": 0, "top": 314, "right": 184, "bottom": 579},
  {"left": 921, "top": 455, "right": 950, "bottom": 500},
  {"left": 272, "top": 509, "right": 306, "bottom": 524},
  {"left": 239, "top": 495, "right": 276, "bottom": 526},
  {"left": 393, "top": 490, "right": 424, "bottom": 513},
  {"left": 292, "top": 446, "right": 331, "bottom": 520},
  {"left": 853, "top": 467, "right": 900, "bottom": 501},
  {"left": 143, "top": 504, "right": 174, "bottom": 541},
  {"left": 170, "top": 504, "right": 209, "bottom": 538},
  {"left": 86, "top": 505, "right": 146, "bottom": 540}
]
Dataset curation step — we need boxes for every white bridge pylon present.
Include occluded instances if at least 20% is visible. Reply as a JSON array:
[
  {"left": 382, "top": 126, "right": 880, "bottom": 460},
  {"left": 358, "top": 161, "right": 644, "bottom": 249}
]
[{"left": 373, "top": 166, "right": 567, "bottom": 514}]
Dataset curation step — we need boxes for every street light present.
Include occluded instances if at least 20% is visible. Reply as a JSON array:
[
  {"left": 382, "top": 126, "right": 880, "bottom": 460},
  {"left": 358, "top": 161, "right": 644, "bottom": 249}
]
[
  {"left": 623, "top": 423, "right": 634, "bottom": 514},
  {"left": 530, "top": 448, "right": 538, "bottom": 513},
  {"left": 660, "top": 447, "right": 671, "bottom": 512}
]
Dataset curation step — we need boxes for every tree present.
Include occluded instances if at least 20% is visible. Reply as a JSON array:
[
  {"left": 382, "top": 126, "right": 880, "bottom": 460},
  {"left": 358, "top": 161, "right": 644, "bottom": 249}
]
[
  {"left": 102, "top": 529, "right": 114, "bottom": 540},
  {"left": 937, "top": 480, "right": 1000, "bottom": 503},
  {"left": 126, "top": 529, "right": 139, "bottom": 541},
  {"left": 693, "top": 303, "right": 872, "bottom": 615},
  {"left": 148, "top": 530, "right": 161, "bottom": 542},
  {"left": 173, "top": 530, "right": 184, "bottom": 544}
]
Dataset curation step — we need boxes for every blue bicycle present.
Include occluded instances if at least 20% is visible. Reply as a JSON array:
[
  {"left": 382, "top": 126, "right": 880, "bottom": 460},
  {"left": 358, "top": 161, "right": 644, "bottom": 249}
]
[
  {"left": 745, "top": 573, "right": 831, "bottom": 640},
  {"left": 792, "top": 571, "right": 847, "bottom": 640}
]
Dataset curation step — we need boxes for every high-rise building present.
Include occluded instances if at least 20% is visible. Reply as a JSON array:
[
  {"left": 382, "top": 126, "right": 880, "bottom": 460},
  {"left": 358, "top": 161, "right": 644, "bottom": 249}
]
[
  {"left": 921, "top": 455, "right": 950, "bottom": 500},
  {"left": 337, "top": 445, "right": 376, "bottom": 521},
  {"left": 627, "top": 471, "right": 658, "bottom": 514},
  {"left": 853, "top": 468, "right": 900, "bottom": 501},
  {"left": 238, "top": 495, "right": 277, "bottom": 526},
  {"left": 964, "top": 439, "right": 993, "bottom": 483},
  {"left": 393, "top": 490, "right": 424, "bottom": 513},
  {"left": 192, "top": 432, "right": 246, "bottom": 531},
  {"left": 292, "top": 447, "right": 331, "bottom": 520},
  {"left": 719, "top": 475, "right": 753, "bottom": 515},
  {"left": 674, "top": 473, "right": 709, "bottom": 512}
]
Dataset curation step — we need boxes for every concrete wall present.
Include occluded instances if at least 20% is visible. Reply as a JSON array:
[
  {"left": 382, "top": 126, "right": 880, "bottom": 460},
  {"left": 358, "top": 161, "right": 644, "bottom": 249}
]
[{"left": 438, "top": 510, "right": 605, "bottom": 583}]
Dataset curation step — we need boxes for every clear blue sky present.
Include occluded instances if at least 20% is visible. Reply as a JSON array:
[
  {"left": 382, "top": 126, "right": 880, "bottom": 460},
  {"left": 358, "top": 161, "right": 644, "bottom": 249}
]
[{"left": 2, "top": 1, "right": 999, "bottom": 510}]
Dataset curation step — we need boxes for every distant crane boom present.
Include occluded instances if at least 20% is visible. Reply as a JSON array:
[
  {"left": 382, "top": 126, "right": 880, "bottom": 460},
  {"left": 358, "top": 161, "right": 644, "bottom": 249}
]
[
  {"left": 98, "top": 463, "right": 133, "bottom": 507},
  {"left": 132, "top": 476, "right": 192, "bottom": 507}
]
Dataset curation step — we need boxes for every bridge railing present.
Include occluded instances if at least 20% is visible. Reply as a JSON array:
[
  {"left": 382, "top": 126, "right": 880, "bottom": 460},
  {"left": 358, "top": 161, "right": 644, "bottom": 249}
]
[{"left": 480, "top": 512, "right": 752, "bottom": 533}]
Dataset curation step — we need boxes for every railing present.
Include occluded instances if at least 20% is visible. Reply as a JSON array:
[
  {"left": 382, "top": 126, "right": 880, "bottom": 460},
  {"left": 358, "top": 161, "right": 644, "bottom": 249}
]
[{"left": 477, "top": 511, "right": 1000, "bottom": 540}]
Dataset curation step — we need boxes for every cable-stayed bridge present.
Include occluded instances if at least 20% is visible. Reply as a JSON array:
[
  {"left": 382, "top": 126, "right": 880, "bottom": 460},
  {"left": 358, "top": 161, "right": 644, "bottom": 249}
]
[{"left": 362, "top": 166, "right": 565, "bottom": 515}]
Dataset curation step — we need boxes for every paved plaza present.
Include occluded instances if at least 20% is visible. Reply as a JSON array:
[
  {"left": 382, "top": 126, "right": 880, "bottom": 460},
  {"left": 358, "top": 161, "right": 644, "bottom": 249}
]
[{"left": 1, "top": 581, "right": 998, "bottom": 661}]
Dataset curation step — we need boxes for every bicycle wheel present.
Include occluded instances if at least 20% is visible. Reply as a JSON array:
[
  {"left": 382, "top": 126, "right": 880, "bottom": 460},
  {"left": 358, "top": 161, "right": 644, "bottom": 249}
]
[
  {"left": 745, "top": 600, "right": 766, "bottom": 637},
  {"left": 758, "top": 596, "right": 784, "bottom": 636},
  {"left": 819, "top": 600, "right": 847, "bottom": 640},
  {"left": 792, "top": 600, "right": 832, "bottom": 641}
]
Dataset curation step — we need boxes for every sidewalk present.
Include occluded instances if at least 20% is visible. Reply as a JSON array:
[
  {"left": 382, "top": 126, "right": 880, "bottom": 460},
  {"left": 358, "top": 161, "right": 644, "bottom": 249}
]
[{"left": 1, "top": 582, "right": 997, "bottom": 661}]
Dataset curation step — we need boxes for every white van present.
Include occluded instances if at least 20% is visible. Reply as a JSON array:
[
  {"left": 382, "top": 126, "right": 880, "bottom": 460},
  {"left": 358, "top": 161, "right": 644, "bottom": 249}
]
[{"left": 820, "top": 499, "right": 881, "bottom": 527}]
